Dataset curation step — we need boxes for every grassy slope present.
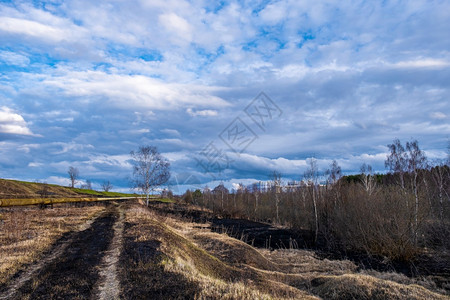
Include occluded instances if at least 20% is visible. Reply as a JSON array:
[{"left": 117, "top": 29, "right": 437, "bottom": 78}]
[
  {"left": 120, "top": 202, "right": 449, "bottom": 299},
  {"left": 0, "top": 178, "right": 136, "bottom": 199}
]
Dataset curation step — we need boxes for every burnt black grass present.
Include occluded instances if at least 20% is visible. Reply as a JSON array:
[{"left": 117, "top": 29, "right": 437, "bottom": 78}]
[{"left": 13, "top": 208, "right": 117, "bottom": 299}]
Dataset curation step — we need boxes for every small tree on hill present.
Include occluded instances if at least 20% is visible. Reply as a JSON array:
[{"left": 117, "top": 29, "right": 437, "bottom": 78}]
[
  {"left": 102, "top": 180, "right": 113, "bottom": 192},
  {"left": 68, "top": 166, "right": 79, "bottom": 188},
  {"left": 81, "top": 180, "right": 92, "bottom": 190}
]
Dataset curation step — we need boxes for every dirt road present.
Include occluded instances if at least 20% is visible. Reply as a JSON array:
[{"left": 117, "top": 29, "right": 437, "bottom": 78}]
[{"left": 0, "top": 203, "right": 122, "bottom": 300}]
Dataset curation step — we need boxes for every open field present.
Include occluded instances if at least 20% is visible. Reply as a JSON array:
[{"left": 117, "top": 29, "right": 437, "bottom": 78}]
[{"left": 0, "top": 199, "right": 448, "bottom": 299}]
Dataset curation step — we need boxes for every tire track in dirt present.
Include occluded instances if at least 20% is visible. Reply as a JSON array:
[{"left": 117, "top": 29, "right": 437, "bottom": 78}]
[
  {"left": 0, "top": 209, "right": 104, "bottom": 300},
  {"left": 1, "top": 205, "right": 118, "bottom": 300},
  {"left": 94, "top": 204, "right": 124, "bottom": 300}
]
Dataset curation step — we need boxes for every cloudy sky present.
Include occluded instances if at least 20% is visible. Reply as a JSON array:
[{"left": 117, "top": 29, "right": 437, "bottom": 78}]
[{"left": 0, "top": 0, "right": 449, "bottom": 192}]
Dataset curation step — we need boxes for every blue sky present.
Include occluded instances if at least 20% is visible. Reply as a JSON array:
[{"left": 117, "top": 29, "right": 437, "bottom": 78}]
[{"left": 0, "top": 0, "right": 449, "bottom": 192}]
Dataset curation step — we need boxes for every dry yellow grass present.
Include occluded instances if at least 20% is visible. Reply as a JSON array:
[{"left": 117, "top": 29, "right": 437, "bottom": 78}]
[
  {"left": 310, "top": 274, "right": 448, "bottom": 300},
  {"left": 2, "top": 201, "right": 447, "bottom": 299},
  {"left": 123, "top": 204, "right": 318, "bottom": 299},
  {"left": 0, "top": 204, "right": 105, "bottom": 286},
  {"left": 163, "top": 256, "right": 317, "bottom": 300},
  {"left": 136, "top": 203, "right": 449, "bottom": 300},
  {"left": 191, "top": 231, "right": 280, "bottom": 271},
  {"left": 260, "top": 249, "right": 358, "bottom": 274}
]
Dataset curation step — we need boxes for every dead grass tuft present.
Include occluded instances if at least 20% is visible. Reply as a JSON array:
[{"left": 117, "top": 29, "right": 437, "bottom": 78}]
[
  {"left": 310, "top": 274, "right": 448, "bottom": 300},
  {"left": 191, "top": 232, "right": 279, "bottom": 271},
  {"left": 261, "top": 249, "right": 358, "bottom": 275}
]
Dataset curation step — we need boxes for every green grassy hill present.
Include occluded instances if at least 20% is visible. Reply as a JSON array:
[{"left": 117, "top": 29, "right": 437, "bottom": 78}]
[{"left": 0, "top": 178, "right": 136, "bottom": 199}]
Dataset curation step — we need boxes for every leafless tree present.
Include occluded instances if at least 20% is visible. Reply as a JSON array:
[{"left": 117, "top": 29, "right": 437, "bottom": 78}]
[
  {"left": 130, "top": 146, "right": 171, "bottom": 206},
  {"left": 360, "top": 163, "right": 377, "bottom": 196},
  {"left": 213, "top": 183, "right": 228, "bottom": 211},
  {"left": 252, "top": 182, "right": 261, "bottom": 216},
  {"left": 326, "top": 160, "right": 342, "bottom": 186},
  {"left": 386, "top": 139, "right": 410, "bottom": 216},
  {"left": 385, "top": 138, "right": 408, "bottom": 191},
  {"left": 101, "top": 180, "right": 113, "bottom": 192},
  {"left": 81, "top": 180, "right": 92, "bottom": 190},
  {"left": 386, "top": 138, "right": 427, "bottom": 245},
  {"left": 430, "top": 160, "right": 449, "bottom": 220},
  {"left": 447, "top": 139, "right": 450, "bottom": 165},
  {"left": 68, "top": 166, "right": 79, "bottom": 188},
  {"left": 270, "top": 171, "right": 282, "bottom": 223},
  {"left": 326, "top": 160, "right": 343, "bottom": 205},
  {"left": 406, "top": 140, "right": 427, "bottom": 244},
  {"left": 203, "top": 185, "right": 212, "bottom": 210},
  {"left": 304, "top": 158, "right": 319, "bottom": 243}
]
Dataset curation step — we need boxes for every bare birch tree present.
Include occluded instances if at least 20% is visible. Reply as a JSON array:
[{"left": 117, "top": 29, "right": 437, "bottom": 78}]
[
  {"left": 385, "top": 138, "right": 408, "bottom": 191},
  {"left": 360, "top": 163, "right": 377, "bottom": 196},
  {"left": 430, "top": 160, "right": 449, "bottom": 220},
  {"left": 304, "top": 158, "right": 319, "bottom": 244},
  {"left": 252, "top": 182, "right": 261, "bottom": 216},
  {"left": 406, "top": 140, "right": 427, "bottom": 244},
  {"left": 130, "top": 146, "right": 170, "bottom": 206},
  {"left": 270, "top": 171, "right": 282, "bottom": 224}
]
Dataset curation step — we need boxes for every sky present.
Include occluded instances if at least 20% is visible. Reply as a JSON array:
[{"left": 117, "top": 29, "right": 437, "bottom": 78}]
[{"left": 0, "top": 0, "right": 449, "bottom": 193}]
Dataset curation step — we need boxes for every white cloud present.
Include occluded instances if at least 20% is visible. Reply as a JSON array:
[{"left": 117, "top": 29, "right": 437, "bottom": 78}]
[
  {"left": 43, "top": 176, "right": 71, "bottom": 186},
  {"left": 259, "top": 2, "right": 287, "bottom": 24},
  {"left": 234, "top": 153, "right": 308, "bottom": 175},
  {"left": 41, "top": 70, "right": 230, "bottom": 110},
  {"left": 154, "top": 138, "right": 194, "bottom": 148},
  {"left": 393, "top": 59, "right": 450, "bottom": 69},
  {"left": 51, "top": 142, "right": 94, "bottom": 154},
  {"left": 158, "top": 13, "right": 192, "bottom": 43},
  {"left": 0, "top": 17, "right": 65, "bottom": 41},
  {"left": 186, "top": 108, "right": 218, "bottom": 117},
  {"left": 0, "top": 51, "right": 30, "bottom": 67},
  {"left": 0, "top": 106, "right": 35, "bottom": 136},
  {"left": 86, "top": 154, "right": 131, "bottom": 169},
  {"left": 430, "top": 112, "right": 447, "bottom": 120},
  {"left": 0, "top": 16, "right": 87, "bottom": 44},
  {"left": 160, "top": 129, "right": 181, "bottom": 137},
  {"left": 118, "top": 128, "right": 150, "bottom": 135},
  {"left": 18, "top": 143, "right": 40, "bottom": 153},
  {"left": 28, "top": 162, "right": 43, "bottom": 167}
]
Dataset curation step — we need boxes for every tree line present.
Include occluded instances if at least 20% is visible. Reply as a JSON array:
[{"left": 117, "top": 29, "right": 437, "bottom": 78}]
[{"left": 184, "top": 138, "right": 450, "bottom": 262}]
